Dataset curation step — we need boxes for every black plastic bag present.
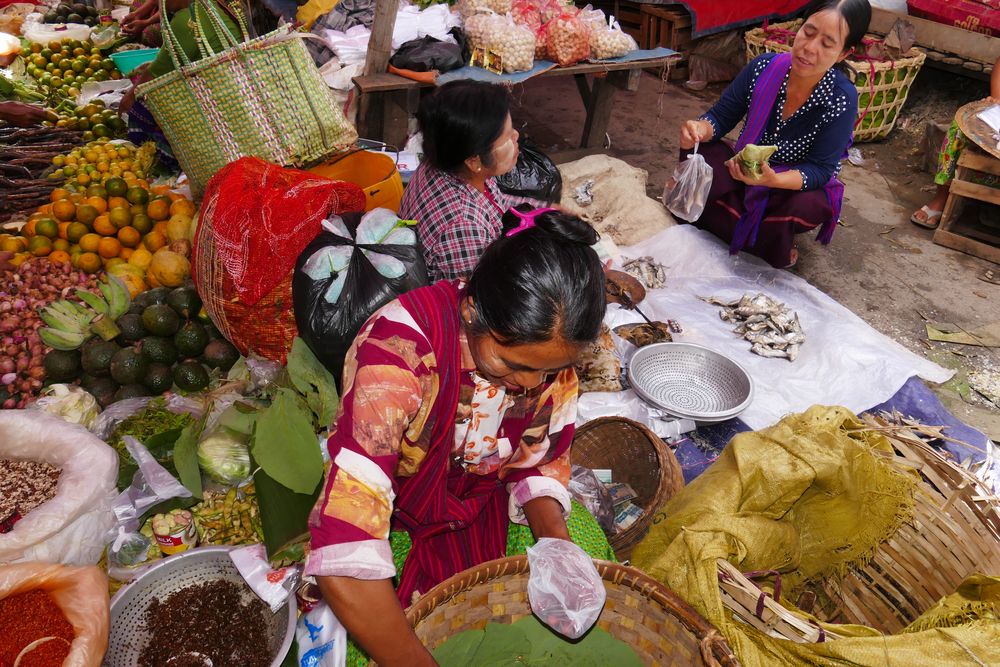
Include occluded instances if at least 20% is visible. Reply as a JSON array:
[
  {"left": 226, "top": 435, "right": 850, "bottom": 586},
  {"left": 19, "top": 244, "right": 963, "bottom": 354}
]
[
  {"left": 496, "top": 138, "right": 563, "bottom": 204},
  {"left": 292, "top": 210, "right": 428, "bottom": 387},
  {"left": 389, "top": 36, "right": 464, "bottom": 73}
]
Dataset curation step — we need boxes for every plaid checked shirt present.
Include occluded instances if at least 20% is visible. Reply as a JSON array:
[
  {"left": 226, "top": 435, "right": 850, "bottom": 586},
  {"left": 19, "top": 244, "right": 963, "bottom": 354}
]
[{"left": 400, "top": 163, "right": 519, "bottom": 283}]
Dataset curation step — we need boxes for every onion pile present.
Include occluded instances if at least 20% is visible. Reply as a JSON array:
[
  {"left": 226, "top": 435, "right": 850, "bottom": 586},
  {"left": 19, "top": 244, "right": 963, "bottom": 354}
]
[
  {"left": 482, "top": 17, "right": 536, "bottom": 73},
  {"left": 0, "top": 257, "right": 99, "bottom": 409},
  {"left": 546, "top": 16, "right": 591, "bottom": 66},
  {"left": 590, "top": 26, "right": 637, "bottom": 60}
]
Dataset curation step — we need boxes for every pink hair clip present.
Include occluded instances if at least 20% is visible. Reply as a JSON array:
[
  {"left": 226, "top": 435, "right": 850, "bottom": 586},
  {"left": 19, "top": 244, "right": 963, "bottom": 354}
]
[{"left": 505, "top": 207, "right": 558, "bottom": 237}]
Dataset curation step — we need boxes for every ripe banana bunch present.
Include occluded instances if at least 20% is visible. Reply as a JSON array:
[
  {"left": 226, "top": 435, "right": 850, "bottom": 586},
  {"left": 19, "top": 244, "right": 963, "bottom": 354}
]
[{"left": 39, "top": 275, "right": 132, "bottom": 351}]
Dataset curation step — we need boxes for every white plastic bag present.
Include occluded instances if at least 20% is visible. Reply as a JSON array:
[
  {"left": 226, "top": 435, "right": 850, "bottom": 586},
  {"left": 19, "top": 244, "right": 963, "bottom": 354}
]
[
  {"left": 23, "top": 18, "right": 91, "bottom": 43},
  {"left": 0, "top": 410, "right": 117, "bottom": 565},
  {"left": 296, "top": 601, "right": 348, "bottom": 667},
  {"left": 230, "top": 544, "right": 301, "bottom": 613},
  {"left": 663, "top": 142, "right": 714, "bottom": 222},
  {"left": 526, "top": 537, "right": 606, "bottom": 639}
]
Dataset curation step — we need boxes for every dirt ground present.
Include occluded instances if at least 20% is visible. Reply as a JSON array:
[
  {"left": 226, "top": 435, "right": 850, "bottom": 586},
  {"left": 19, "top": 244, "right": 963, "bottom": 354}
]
[{"left": 511, "top": 65, "right": 1000, "bottom": 440}]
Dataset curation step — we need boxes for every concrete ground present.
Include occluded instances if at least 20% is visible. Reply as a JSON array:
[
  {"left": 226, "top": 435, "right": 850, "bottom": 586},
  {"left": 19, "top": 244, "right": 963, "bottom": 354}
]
[{"left": 511, "top": 66, "right": 1000, "bottom": 440}]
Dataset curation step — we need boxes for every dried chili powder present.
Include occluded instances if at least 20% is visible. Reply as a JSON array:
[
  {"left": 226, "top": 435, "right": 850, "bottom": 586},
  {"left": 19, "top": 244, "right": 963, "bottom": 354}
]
[
  {"left": 138, "top": 579, "right": 270, "bottom": 667},
  {"left": 0, "top": 589, "right": 74, "bottom": 667}
]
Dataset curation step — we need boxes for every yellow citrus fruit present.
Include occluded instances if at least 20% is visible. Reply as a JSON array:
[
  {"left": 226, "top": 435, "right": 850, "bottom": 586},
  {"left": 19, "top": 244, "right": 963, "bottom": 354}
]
[
  {"left": 108, "top": 207, "right": 132, "bottom": 230},
  {"left": 52, "top": 200, "right": 76, "bottom": 222},
  {"left": 169, "top": 199, "right": 196, "bottom": 217},
  {"left": 165, "top": 215, "right": 191, "bottom": 242},
  {"left": 35, "top": 218, "right": 59, "bottom": 239},
  {"left": 105, "top": 257, "right": 125, "bottom": 271},
  {"left": 126, "top": 186, "right": 149, "bottom": 206},
  {"left": 28, "top": 236, "right": 52, "bottom": 257},
  {"left": 57, "top": 222, "right": 70, "bottom": 240},
  {"left": 1, "top": 237, "right": 26, "bottom": 253},
  {"left": 131, "top": 214, "right": 152, "bottom": 235},
  {"left": 108, "top": 196, "right": 129, "bottom": 211},
  {"left": 142, "top": 230, "right": 167, "bottom": 253},
  {"left": 146, "top": 198, "right": 170, "bottom": 222},
  {"left": 119, "top": 247, "right": 134, "bottom": 261},
  {"left": 49, "top": 250, "right": 71, "bottom": 264},
  {"left": 85, "top": 196, "right": 108, "bottom": 214},
  {"left": 76, "top": 172, "right": 91, "bottom": 186},
  {"left": 77, "top": 251, "right": 102, "bottom": 274},
  {"left": 97, "top": 237, "right": 121, "bottom": 259},
  {"left": 117, "top": 226, "right": 141, "bottom": 248},
  {"left": 79, "top": 233, "right": 101, "bottom": 253},
  {"left": 49, "top": 188, "right": 71, "bottom": 202},
  {"left": 52, "top": 238, "right": 70, "bottom": 252},
  {"left": 66, "top": 222, "right": 89, "bottom": 243},
  {"left": 75, "top": 204, "right": 99, "bottom": 226},
  {"left": 128, "top": 246, "right": 153, "bottom": 270},
  {"left": 105, "top": 177, "right": 128, "bottom": 197},
  {"left": 93, "top": 215, "right": 116, "bottom": 236}
]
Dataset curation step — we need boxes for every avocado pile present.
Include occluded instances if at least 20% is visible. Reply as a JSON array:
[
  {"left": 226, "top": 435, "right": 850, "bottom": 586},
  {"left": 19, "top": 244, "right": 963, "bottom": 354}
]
[
  {"left": 44, "top": 0, "right": 102, "bottom": 26},
  {"left": 43, "top": 286, "right": 240, "bottom": 407}
]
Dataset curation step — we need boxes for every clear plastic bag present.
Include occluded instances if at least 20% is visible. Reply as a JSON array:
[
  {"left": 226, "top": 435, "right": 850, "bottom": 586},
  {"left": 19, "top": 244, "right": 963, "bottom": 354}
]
[
  {"left": 0, "top": 562, "right": 109, "bottom": 665},
  {"left": 567, "top": 465, "right": 614, "bottom": 534},
  {"left": 526, "top": 537, "right": 606, "bottom": 639},
  {"left": 546, "top": 14, "right": 591, "bottom": 66},
  {"left": 0, "top": 411, "right": 117, "bottom": 566},
  {"left": 481, "top": 14, "right": 536, "bottom": 72},
  {"left": 663, "top": 142, "right": 714, "bottom": 222},
  {"left": 590, "top": 17, "right": 637, "bottom": 60},
  {"left": 28, "top": 384, "right": 101, "bottom": 430},
  {"left": 464, "top": 11, "right": 495, "bottom": 49},
  {"left": 91, "top": 394, "right": 206, "bottom": 441}
]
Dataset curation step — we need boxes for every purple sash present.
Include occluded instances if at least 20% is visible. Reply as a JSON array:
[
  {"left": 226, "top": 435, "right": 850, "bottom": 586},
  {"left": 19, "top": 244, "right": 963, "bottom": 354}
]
[{"left": 730, "top": 52, "right": 846, "bottom": 254}]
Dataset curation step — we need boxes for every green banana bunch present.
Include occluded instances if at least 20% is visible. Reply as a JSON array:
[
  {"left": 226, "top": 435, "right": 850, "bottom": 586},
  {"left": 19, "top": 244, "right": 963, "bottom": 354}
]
[{"left": 39, "top": 276, "right": 133, "bottom": 351}]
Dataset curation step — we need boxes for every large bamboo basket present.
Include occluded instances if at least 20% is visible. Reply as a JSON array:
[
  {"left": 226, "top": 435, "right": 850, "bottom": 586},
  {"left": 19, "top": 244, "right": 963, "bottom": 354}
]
[
  {"left": 392, "top": 556, "right": 740, "bottom": 666},
  {"left": 719, "top": 414, "right": 1000, "bottom": 639},
  {"left": 744, "top": 20, "right": 926, "bottom": 142},
  {"left": 572, "top": 417, "right": 684, "bottom": 560}
]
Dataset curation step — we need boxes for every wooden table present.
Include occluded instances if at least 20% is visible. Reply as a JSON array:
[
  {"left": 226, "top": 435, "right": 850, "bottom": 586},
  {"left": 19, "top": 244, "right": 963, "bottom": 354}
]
[
  {"left": 934, "top": 146, "right": 1000, "bottom": 265},
  {"left": 353, "top": 55, "right": 677, "bottom": 148}
]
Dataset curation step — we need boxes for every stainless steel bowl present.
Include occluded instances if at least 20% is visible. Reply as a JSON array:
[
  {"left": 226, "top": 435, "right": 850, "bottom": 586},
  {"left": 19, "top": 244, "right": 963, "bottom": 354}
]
[
  {"left": 628, "top": 342, "right": 754, "bottom": 422},
  {"left": 105, "top": 546, "right": 296, "bottom": 667}
]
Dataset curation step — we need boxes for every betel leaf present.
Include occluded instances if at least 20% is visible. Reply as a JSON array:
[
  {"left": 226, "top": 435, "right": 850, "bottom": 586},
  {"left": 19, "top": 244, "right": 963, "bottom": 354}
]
[
  {"left": 286, "top": 337, "right": 340, "bottom": 428},
  {"left": 215, "top": 401, "right": 260, "bottom": 436},
  {"left": 431, "top": 628, "right": 487, "bottom": 666},
  {"left": 253, "top": 461, "right": 322, "bottom": 558},
  {"left": 252, "top": 387, "right": 324, "bottom": 494},
  {"left": 173, "top": 419, "right": 205, "bottom": 499}
]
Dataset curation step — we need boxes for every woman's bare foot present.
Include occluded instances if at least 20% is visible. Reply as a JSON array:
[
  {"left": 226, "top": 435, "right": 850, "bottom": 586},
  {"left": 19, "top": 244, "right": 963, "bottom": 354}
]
[{"left": 784, "top": 245, "right": 799, "bottom": 269}]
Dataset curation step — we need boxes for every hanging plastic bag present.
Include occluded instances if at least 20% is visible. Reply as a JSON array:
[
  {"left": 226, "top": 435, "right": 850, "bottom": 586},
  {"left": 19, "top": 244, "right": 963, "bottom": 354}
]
[
  {"left": 496, "top": 138, "right": 563, "bottom": 203},
  {"left": 663, "top": 142, "right": 714, "bottom": 222},
  {"left": 292, "top": 209, "right": 428, "bottom": 386},
  {"left": 296, "top": 601, "right": 348, "bottom": 667},
  {"left": 0, "top": 411, "right": 117, "bottom": 566},
  {"left": 0, "top": 562, "right": 109, "bottom": 665},
  {"left": 590, "top": 16, "right": 637, "bottom": 60},
  {"left": 546, "top": 13, "right": 591, "bottom": 66},
  {"left": 526, "top": 537, "right": 606, "bottom": 638},
  {"left": 390, "top": 36, "right": 464, "bottom": 73}
]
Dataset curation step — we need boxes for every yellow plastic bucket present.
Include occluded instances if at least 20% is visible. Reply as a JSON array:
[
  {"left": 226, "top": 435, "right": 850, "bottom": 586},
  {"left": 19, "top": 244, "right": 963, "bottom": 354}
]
[{"left": 309, "top": 150, "right": 404, "bottom": 213}]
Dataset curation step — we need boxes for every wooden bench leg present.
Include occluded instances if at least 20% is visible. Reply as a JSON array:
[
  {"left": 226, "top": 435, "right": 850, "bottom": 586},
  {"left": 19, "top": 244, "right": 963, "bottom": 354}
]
[{"left": 579, "top": 70, "right": 630, "bottom": 149}]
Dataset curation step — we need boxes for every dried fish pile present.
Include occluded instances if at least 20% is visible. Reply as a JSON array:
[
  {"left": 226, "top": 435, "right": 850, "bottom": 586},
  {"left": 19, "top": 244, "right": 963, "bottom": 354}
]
[
  {"left": 0, "top": 125, "right": 85, "bottom": 223},
  {"left": 704, "top": 292, "right": 805, "bottom": 361},
  {"left": 621, "top": 256, "right": 667, "bottom": 289}
]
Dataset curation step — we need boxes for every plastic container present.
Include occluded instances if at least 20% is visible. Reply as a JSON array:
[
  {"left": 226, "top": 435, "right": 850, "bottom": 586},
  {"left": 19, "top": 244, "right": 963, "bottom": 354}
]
[
  {"left": 308, "top": 150, "right": 404, "bottom": 213},
  {"left": 110, "top": 48, "right": 159, "bottom": 75}
]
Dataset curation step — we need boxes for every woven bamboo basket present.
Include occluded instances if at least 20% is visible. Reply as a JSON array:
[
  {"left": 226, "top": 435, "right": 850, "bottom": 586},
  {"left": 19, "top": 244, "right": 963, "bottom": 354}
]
[
  {"left": 392, "top": 556, "right": 741, "bottom": 666},
  {"left": 719, "top": 414, "right": 1000, "bottom": 639},
  {"left": 572, "top": 417, "right": 684, "bottom": 560},
  {"left": 744, "top": 20, "right": 926, "bottom": 142}
]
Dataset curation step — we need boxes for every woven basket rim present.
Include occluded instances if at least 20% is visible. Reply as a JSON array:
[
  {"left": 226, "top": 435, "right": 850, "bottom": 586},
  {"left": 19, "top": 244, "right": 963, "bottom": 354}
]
[
  {"left": 744, "top": 20, "right": 927, "bottom": 69},
  {"left": 404, "top": 555, "right": 739, "bottom": 666},
  {"left": 574, "top": 416, "right": 684, "bottom": 552}
]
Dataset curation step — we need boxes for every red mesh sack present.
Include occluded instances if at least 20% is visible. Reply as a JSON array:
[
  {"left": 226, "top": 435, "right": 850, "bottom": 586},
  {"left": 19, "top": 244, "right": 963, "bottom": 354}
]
[{"left": 192, "top": 157, "right": 366, "bottom": 363}]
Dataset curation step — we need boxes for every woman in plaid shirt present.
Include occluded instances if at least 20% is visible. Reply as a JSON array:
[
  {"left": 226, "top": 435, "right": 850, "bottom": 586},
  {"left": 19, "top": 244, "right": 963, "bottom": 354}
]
[{"left": 400, "top": 81, "right": 524, "bottom": 283}]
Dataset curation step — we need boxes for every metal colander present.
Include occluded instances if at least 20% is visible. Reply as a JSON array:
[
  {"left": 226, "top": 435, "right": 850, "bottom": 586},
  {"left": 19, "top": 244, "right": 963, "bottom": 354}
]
[
  {"left": 105, "top": 546, "right": 296, "bottom": 667},
  {"left": 627, "top": 342, "right": 753, "bottom": 422}
]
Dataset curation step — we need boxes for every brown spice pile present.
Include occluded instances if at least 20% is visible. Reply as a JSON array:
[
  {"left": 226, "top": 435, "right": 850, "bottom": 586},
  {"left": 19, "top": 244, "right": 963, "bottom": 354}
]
[
  {"left": 0, "top": 458, "right": 62, "bottom": 531},
  {"left": 138, "top": 580, "right": 271, "bottom": 667}
]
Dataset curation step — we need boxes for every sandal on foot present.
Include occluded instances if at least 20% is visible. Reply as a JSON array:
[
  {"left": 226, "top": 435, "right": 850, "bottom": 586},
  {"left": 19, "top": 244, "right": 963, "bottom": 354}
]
[
  {"left": 911, "top": 205, "right": 943, "bottom": 229},
  {"left": 783, "top": 246, "right": 799, "bottom": 270}
]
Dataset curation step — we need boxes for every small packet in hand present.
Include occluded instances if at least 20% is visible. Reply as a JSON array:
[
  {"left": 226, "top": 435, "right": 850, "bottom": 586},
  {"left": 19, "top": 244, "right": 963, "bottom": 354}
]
[{"left": 735, "top": 144, "right": 778, "bottom": 180}]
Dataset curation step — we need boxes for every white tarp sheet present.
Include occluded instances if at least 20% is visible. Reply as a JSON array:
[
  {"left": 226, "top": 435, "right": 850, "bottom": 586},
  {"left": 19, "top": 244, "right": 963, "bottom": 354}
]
[{"left": 578, "top": 225, "right": 953, "bottom": 431}]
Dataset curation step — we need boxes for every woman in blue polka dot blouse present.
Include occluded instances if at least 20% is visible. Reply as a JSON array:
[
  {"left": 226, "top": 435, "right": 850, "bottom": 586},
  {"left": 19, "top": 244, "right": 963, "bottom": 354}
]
[{"left": 676, "top": 0, "right": 871, "bottom": 268}]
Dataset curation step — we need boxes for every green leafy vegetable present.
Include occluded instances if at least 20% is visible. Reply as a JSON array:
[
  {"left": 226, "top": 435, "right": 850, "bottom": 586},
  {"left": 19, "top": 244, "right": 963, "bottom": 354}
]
[
  {"left": 252, "top": 388, "right": 324, "bottom": 494},
  {"left": 253, "top": 463, "right": 322, "bottom": 558},
  {"left": 286, "top": 337, "right": 340, "bottom": 428},
  {"left": 173, "top": 418, "right": 205, "bottom": 499}
]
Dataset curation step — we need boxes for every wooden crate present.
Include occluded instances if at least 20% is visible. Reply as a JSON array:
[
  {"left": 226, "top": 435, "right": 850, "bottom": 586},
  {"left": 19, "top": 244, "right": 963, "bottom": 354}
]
[
  {"left": 640, "top": 4, "right": 692, "bottom": 80},
  {"left": 933, "top": 147, "right": 1000, "bottom": 264}
]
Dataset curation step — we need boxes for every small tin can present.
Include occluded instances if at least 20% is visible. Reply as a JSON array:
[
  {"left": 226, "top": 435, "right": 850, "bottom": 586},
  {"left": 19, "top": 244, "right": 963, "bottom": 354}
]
[{"left": 152, "top": 509, "right": 198, "bottom": 555}]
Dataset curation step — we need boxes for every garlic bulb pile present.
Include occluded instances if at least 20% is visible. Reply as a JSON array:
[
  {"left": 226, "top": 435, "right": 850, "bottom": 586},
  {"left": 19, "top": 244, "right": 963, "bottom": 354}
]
[
  {"left": 590, "top": 26, "right": 637, "bottom": 60},
  {"left": 546, "top": 16, "right": 591, "bottom": 66}
]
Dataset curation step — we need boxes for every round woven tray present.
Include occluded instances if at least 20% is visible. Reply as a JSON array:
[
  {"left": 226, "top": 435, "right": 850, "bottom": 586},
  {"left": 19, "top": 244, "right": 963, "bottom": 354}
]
[
  {"left": 744, "top": 20, "right": 926, "bottom": 143},
  {"left": 397, "top": 556, "right": 740, "bottom": 667},
  {"left": 572, "top": 417, "right": 684, "bottom": 560}
]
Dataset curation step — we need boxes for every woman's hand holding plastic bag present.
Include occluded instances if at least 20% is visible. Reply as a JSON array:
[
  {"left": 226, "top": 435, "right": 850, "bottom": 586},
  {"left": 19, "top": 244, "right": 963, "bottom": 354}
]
[
  {"left": 526, "top": 537, "right": 606, "bottom": 639},
  {"left": 663, "top": 141, "right": 714, "bottom": 222}
]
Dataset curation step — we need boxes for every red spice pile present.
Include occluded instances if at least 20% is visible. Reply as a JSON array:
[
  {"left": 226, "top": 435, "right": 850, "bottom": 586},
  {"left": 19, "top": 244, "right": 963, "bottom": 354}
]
[{"left": 0, "top": 589, "right": 75, "bottom": 667}]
